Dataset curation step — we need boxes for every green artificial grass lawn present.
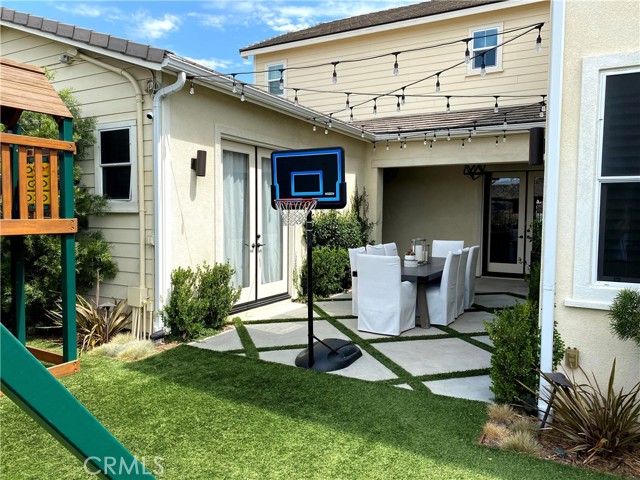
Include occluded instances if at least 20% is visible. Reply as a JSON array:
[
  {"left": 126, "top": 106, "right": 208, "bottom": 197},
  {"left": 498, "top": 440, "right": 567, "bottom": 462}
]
[{"left": 1, "top": 346, "right": 616, "bottom": 480}]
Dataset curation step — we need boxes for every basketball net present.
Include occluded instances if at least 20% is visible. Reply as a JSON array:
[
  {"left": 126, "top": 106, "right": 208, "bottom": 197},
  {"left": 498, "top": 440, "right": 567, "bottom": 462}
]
[{"left": 274, "top": 198, "right": 318, "bottom": 226}]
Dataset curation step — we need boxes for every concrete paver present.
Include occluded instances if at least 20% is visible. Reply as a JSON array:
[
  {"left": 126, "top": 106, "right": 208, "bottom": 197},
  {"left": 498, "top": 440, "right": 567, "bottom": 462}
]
[
  {"left": 449, "top": 311, "right": 495, "bottom": 333},
  {"left": 190, "top": 328, "right": 242, "bottom": 351},
  {"left": 316, "top": 300, "right": 353, "bottom": 317},
  {"left": 338, "top": 317, "right": 445, "bottom": 339},
  {"left": 474, "top": 294, "right": 522, "bottom": 309},
  {"left": 245, "top": 320, "right": 349, "bottom": 348},
  {"left": 424, "top": 375, "right": 493, "bottom": 403}
]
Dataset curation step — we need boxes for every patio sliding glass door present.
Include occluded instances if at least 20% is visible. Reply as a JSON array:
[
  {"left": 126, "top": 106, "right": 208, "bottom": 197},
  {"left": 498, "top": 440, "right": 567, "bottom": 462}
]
[{"left": 223, "top": 142, "right": 288, "bottom": 305}]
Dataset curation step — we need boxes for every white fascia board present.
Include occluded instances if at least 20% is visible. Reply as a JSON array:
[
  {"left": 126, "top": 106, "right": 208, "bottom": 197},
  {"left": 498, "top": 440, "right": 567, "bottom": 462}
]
[
  {"left": 163, "top": 55, "right": 372, "bottom": 141},
  {"left": 0, "top": 21, "right": 164, "bottom": 71},
  {"left": 241, "top": 0, "right": 546, "bottom": 58}
]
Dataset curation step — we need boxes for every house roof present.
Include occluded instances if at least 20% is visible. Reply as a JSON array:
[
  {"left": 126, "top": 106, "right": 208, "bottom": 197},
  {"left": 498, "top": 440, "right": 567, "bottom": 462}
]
[
  {"left": 0, "top": 7, "right": 167, "bottom": 63},
  {"left": 0, "top": 57, "right": 72, "bottom": 125},
  {"left": 241, "top": 0, "right": 505, "bottom": 54},
  {"left": 353, "top": 103, "right": 544, "bottom": 137}
]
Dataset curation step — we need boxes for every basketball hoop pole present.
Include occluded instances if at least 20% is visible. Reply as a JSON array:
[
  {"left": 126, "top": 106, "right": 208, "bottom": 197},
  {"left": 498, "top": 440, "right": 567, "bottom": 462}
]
[{"left": 306, "top": 210, "right": 314, "bottom": 367}]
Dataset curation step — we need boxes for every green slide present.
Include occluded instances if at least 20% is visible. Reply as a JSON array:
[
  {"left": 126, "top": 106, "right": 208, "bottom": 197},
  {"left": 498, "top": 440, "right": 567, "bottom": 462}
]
[{"left": 0, "top": 324, "right": 156, "bottom": 479}]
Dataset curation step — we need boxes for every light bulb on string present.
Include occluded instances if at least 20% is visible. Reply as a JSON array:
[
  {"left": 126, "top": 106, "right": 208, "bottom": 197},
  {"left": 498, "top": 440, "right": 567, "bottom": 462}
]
[
  {"left": 373, "top": 98, "right": 378, "bottom": 115},
  {"left": 503, "top": 130, "right": 507, "bottom": 143},
  {"left": 494, "top": 96, "right": 499, "bottom": 113},
  {"left": 392, "top": 52, "right": 400, "bottom": 76},
  {"left": 332, "top": 62, "right": 338, "bottom": 84},
  {"left": 294, "top": 89, "right": 299, "bottom": 106},
  {"left": 472, "top": 121, "right": 477, "bottom": 135},
  {"left": 464, "top": 39, "right": 471, "bottom": 64},
  {"left": 480, "top": 53, "right": 486, "bottom": 76},
  {"left": 467, "top": 131, "right": 472, "bottom": 143},
  {"left": 361, "top": 127, "right": 365, "bottom": 138},
  {"left": 232, "top": 74, "right": 237, "bottom": 94},
  {"left": 397, "top": 129, "right": 401, "bottom": 141},
  {"left": 386, "top": 140, "right": 389, "bottom": 151},
  {"left": 401, "top": 87, "right": 406, "bottom": 106},
  {"left": 312, "top": 118, "right": 316, "bottom": 132},
  {"left": 447, "top": 129, "right": 451, "bottom": 141},
  {"left": 541, "top": 95, "right": 547, "bottom": 112},
  {"left": 433, "top": 130, "right": 437, "bottom": 142},
  {"left": 445, "top": 96, "right": 451, "bottom": 112},
  {"left": 373, "top": 142, "right": 376, "bottom": 151},
  {"left": 403, "top": 138, "right": 407, "bottom": 149},
  {"left": 350, "top": 108, "right": 355, "bottom": 122},
  {"left": 189, "top": 79, "right": 195, "bottom": 95},
  {"left": 424, "top": 133, "right": 428, "bottom": 146},
  {"left": 328, "top": 113, "right": 333, "bottom": 128},
  {"left": 535, "top": 25, "right": 542, "bottom": 53},
  {"left": 503, "top": 114, "right": 508, "bottom": 128},
  {"left": 429, "top": 140, "right": 433, "bottom": 149},
  {"left": 461, "top": 138, "right": 465, "bottom": 148},
  {"left": 495, "top": 136, "right": 499, "bottom": 145},
  {"left": 279, "top": 69, "right": 284, "bottom": 91},
  {"left": 435, "top": 73, "right": 441, "bottom": 93},
  {"left": 396, "top": 96, "right": 401, "bottom": 112},
  {"left": 240, "top": 84, "right": 245, "bottom": 102},
  {"left": 324, "top": 126, "right": 329, "bottom": 135},
  {"left": 345, "top": 92, "right": 351, "bottom": 109}
]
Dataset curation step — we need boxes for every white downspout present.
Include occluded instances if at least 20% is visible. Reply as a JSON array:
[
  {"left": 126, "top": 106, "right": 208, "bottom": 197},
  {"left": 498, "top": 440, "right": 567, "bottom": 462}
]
[
  {"left": 75, "top": 51, "right": 149, "bottom": 334},
  {"left": 152, "top": 72, "right": 186, "bottom": 330},
  {"left": 538, "top": 0, "right": 565, "bottom": 415}
]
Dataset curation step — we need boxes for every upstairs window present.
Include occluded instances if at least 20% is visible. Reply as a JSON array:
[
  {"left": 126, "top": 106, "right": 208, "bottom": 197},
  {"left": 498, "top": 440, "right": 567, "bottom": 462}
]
[
  {"left": 95, "top": 120, "right": 137, "bottom": 212},
  {"left": 596, "top": 71, "right": 640, "bottom": 283},
  {"left": 468, "top": 25, "right": 502, "bottom": 75},
  {"left": 266, "top": 62, "right": 285, "bottom": 96}
]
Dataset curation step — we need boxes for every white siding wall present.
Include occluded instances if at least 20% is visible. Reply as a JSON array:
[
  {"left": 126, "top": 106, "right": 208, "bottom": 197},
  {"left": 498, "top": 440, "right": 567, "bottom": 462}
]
[{"left": 252, "top": 1, "right": 550, "bottom": 123}]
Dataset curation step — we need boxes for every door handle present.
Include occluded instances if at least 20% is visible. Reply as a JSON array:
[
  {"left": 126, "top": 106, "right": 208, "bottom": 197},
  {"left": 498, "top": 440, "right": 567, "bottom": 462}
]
[{"left": 256, "top": 242, "right": 266, "bottom": 248}]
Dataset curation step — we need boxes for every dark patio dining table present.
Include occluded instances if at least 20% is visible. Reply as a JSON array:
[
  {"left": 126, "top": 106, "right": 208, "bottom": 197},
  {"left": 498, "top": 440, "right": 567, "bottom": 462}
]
[{"left": 401, "top": 256, "right": 446, "bottom": 329}]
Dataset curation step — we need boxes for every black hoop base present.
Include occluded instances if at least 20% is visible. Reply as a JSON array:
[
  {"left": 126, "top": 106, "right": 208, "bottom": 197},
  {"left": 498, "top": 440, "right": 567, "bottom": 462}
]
[{"left": 295, "top": 338, "right": 362, "bottom": 372}]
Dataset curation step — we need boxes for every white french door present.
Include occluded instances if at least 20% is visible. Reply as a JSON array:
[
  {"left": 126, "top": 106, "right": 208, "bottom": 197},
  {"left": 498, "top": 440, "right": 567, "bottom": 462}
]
[{"left": 222, "top": 142, "right": 288, "bottom": 304}]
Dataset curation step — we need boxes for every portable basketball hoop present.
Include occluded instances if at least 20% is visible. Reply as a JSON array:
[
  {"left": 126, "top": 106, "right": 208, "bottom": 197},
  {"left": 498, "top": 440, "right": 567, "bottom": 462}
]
[
  {"left": 274, "top": 198, "right": 317, "bottom": 226},
  {"left": 271, "top": 147, "right": 361, "bottom": 372}
]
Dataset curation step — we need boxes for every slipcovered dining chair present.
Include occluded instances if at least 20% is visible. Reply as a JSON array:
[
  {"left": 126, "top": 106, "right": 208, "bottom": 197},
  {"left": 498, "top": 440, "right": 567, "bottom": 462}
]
[
  {"left": 366, "top": 243, "right": 386, "bottom": 256},
  {"left": 431, "top": 239, "right": 464, "bottom": 258},
  {"left": 425, "top": 250, "right": 461, "bottom": 326},
  {"left": 348, "top": 246, "right": 366, "bottom": 316},
  {"left": 464, "top": 245, "right": 480, "bottom": 310},
  {"left": 383, "top": 242, "right": 398, "bottom": 257},
  {"left": 357, "top": 254, "right": 416, "bottom": 336},
  {"left": 455, "top": 247, "right": 470, "bottom": 317}
]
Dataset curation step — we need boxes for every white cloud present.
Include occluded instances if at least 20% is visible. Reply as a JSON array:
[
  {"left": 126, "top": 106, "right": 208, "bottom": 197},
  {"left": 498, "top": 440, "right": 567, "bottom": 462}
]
[
  {"left": 184, "top": 56, "right": 235, "bottom": 71},
  {"left": 55, "top": 3, "right": 120, "bottom": 18},
  {"left": 128, "top": 12, "right": 182, "bottom": 41},
  {"left": 189, "top": 13, "right": 227, "bottom": 30}
]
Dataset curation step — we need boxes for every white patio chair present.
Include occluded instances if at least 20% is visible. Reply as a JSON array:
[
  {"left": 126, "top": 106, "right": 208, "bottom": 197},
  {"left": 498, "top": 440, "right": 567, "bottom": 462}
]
[
  {"left": 425, "top": 250, "right": 461, "bottom": 326},
  {"left": 366, "top": 244, "right": 386, "bottom": 256},
  {"left": 455, "top": 247, "right": 470, "bottom": 318},
  {"left": 383, "top": 242, "right": 398, "bottom": 257},
  {"left": 348, "top": 246, "right": 366, "bottom": 316},
  {"left": 356, "top": 254, "right": 416, "bottom": 336},
  {"left": 431, "top": 239, "right": 464, "bottom": 258},
  {"left": 464, "top": 245, "right": 480, "bottom": 310}
]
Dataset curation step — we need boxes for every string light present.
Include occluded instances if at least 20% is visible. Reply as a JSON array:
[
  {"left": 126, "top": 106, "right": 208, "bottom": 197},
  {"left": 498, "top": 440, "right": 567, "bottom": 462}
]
[
  {"left": 279, "top": 69, "right": 284, "bottom": 91},
  {"left": 392, "top": 52, "right": 400, "bottom": 76},
  {"left": 345, "top": 92, "right": 351, "bottom": 109},
  {"left": 403, "top": 138, "right": 407, "bottom": 149},
  {"left": 294, "top": 89, "right": 299, "bottom": 106},
  {"left": 435, "top": 73, "right": 441, "bottom": 93},
  {"left": 312, "top": 117, "right": 316, "bottom": 131},
  {"left": 447, "top": 129, "right": 451, "bottom": 141},
  {"left": 373, "top": 142, "right": 376, "bottom": 151},
  {"left": 328, "top": 113, "right": 333, "bottom": 128},
  {"left": 473, "top": 121, "right": 477, "bottom": 135},
  {"left": 461, "top": 138, "right": 465, "bottom": 148},
  {"left": 480, "top": 53, "right": 487, "bottom": 76},
  {"left": 386, "top": 140, "right": 389, "bottom": 151},
  {"left": 396, "top": 96, "right": 401, "bottom": 112},
  {"left": 429, "top": 140, "right": 433, "bottom": 149},
  {"left": 433, "top": 130, "right": 437, "bottom": 142},
  {"left": 536, "top": 25, "right": 542, "bottom": 53},
  {"left": 494, "top": 96, "right": 500, "bottom": 113},
  {"left": 503, "top": 114, "right": 508, "bottom": 127},
  {"left": 373, "top": 98, "right": 378, "bottom": 115},
  {"left": 424, "top": 133, "right": 428, "bottom": 145},
  {"left": 350, "top": 108, "right": 355, "bottom": 122},
  {"left": 332, "top": 62, "right": 339, "bottom": 84},
  {"left": 503, "top": 130, "right": 507, "bottom": 142},
  {"left": 240, "top": 84, "right": 245, "bottom": 101},
  {"left": 397, "top": 128, "right": 401, "bottom": 141},
  {"left": 467, "top": 131, "right": 472, "bottom": 143},
  {"left": 232, "top": 74, "right": 237, "bottom": 93},
  {"left": 464, "top": 39, "right": 471, "bottom": 64},
  {"left": 401, "top": 87, "right": 406, "bottom": 105},
  {"left": 495, "top": 136, "right": 499, "bottom": 145},
  {"left": 189, "top": 79, "right": 195, "bottom": 95},
  {"left": 324, "top": 126, "right": 329, "bottom": 135},
  {"left": 445, "top": 96, "right": 451, "bottom": 112},
  {"left": 361, "top": 127, "right": 365, "bottom": 138},
  {"left": 540, "top": 94, "right": 547, "bottom": 117}
]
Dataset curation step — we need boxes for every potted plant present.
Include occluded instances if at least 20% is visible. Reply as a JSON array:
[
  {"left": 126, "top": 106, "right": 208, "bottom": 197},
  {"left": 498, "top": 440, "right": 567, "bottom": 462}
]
[
  {"left": 609, "top": 288, "right": 640, "bottom": 348},
  {"left": 404, "top": 249, "right": 417, "bottom": 267}
]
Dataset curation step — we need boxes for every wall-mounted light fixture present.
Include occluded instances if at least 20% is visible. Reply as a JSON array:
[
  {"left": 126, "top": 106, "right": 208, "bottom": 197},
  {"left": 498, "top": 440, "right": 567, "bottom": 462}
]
[
  {"left": 191, "top": 150, "right": 207, "bottom": 177},
  {"left": 463, "top": 164, "right": 485, "bottom": 180}
]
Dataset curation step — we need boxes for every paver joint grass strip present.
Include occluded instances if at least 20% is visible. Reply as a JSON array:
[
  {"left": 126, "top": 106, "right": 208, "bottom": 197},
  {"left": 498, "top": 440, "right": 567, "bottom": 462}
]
[{"left": 232, "top": 317, "right": 258, "bottom": 359}]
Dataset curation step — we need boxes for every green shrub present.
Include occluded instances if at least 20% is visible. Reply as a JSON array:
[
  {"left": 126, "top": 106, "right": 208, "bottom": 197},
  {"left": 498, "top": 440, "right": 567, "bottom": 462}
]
[
  {"left": 540, "top": 360, "right": 640, "bottom": 462},
  {"left": 162, "top": 267, "right": 207, "bottom": 340},
  {"left": 162, "top": 262, "right": 240, "bottom": 340},
  {"left": 486, "top": 301, "right": 541, "bottom": 405},
  {"left": 608, "top": 288, "right": 640, "bottom": 347},
  {"left": 198, "top": 262, "right": 241, "bottom": 329},
  {"left": 311, "top": 210, "right": 363, "bottom": 249},
  {"left": 297, "top": 246, "right": 346, "bottom": 300}
]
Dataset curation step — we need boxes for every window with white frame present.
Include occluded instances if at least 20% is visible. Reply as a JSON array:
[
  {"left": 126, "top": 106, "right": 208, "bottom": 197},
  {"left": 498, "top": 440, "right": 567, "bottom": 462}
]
[
  {"left": 95, "top": 120, "right": 137, "bottom": 212},
  {"left": 570, "top": 52, "right": 640, "bottom": 308},
  {"left": 266, "top": 62, "right": 285, "bottom": 96},
  {"left": 596, "top": 71, "right": 640, "bottom": 283},
  {"left": 467, "top": 24, "right": 502, "bottom": 75}
]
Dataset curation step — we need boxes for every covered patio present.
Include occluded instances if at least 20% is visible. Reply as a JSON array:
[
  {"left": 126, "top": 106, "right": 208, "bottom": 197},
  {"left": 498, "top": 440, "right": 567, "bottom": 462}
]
[{"left": 191, "top": 277, "right": 527, "bottom": 403}]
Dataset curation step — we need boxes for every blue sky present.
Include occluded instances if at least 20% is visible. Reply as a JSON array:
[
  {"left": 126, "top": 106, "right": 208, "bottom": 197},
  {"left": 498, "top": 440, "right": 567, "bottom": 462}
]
[{"left": 4, "top": 1, "right": 417, "bottom": 74}]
